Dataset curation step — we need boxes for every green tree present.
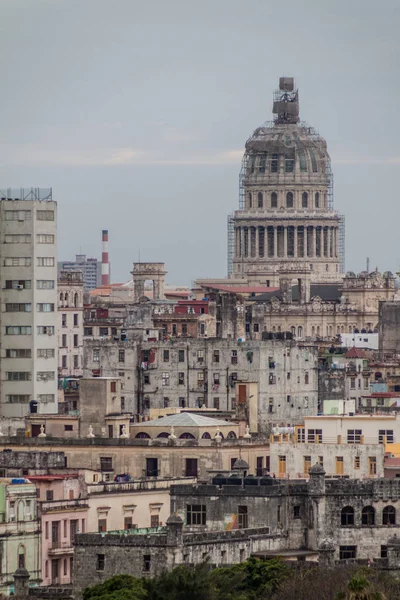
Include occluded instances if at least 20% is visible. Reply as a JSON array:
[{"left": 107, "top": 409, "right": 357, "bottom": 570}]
[
  {"left": 336, "top": 575, "right": 387, "bottom": 600},
  {"left": 145, "top": 562, "right": 214, "bottom": 600},
  {"left": 84, "top": 574, "right": 147, "bottom": 600}
]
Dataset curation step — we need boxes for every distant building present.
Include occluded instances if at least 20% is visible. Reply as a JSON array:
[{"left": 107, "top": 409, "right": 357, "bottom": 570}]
[
  {"left": 58, "top": 255, "right": 102, "bottom": 291},
  {"left": 0, "top": 188, "right": 58, "bottom": 418},
  {"left": 58, "top": 271, "right": 84, "bottom": 379}
]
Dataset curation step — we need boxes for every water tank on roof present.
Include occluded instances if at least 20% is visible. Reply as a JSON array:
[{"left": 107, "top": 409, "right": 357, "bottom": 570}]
[
  {"left": 226, "top": 474, "right": 242, "bottom": 486},
  {"left": 244, "top": 475, "right": 259, "bottom": 486},
  {"left": 212, "top": 474, "right": 227, "bottom": 486}
]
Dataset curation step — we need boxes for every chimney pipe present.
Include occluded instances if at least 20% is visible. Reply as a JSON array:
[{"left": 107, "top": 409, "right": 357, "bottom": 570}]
[{"left": 101, "top": 229, "right": 110, "bottom": 286}]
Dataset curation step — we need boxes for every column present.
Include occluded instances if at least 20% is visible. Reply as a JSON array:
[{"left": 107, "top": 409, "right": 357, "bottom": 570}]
[
  {"left": 273, "top": 226, "right": 278, "bottom": 258},
  {"left": 329, "top": 227, "right": 333, "bottom": 258},
  {"left": 313, "top": 226, "right": 317, "bottom": 257},
  {"left": 304, "top": 226, "right": 308, "bottom": 258},
  {"left": 294, "top": 226, "right": 298, "bottom": 258},
  {"left": 255, "top": 226, "right": 259, "bottom": 258},
  {"left": 283, "top": 226, "right": 288, "bottom": 258}
]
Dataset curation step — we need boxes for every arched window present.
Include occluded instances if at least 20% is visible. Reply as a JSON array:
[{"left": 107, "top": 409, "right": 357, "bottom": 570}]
[
  {"left": 63, "top": 558, "right": 68, "bottom": 576},
  {"left": 302, "top": 192, "right": 308, "bottom": 208},
  {"left": 59, "top": 293, "right": 64, "bottom": 302},
  {"left": 227, "top": 431, "right": 237, "bottom": 439},
  {"left": 74, "top": 293, "right": 79, "bottom": 308},
  {"left": 257, "top": 192, "right": 263, "bottom": 208},
  {"left": 297, "top": 326, "right": 303, "bottom": 338},
  {"left": 328, "top": 325, "right": 333, "bottom": 336},
  {"left": 271, "top": 192, "right": 278, "bottom": 208},
  {"left": 383, "top": 506, "right": 396, "bottom": 525},
  {"left": 286, "top": 192, "right": 293, "bottom": 208},
  {"left": 248, "top": 192, "right": 252, "bottom": 208},
  {"left": 316, "top": 326, "right": 320, "bottom": 336},
  {"left": 326, "top": 264, "right": 329, "bottom": 272},
  {"left": 291, "top": 326, "right": 296, "bottom": 336},
  {"left": 305, "top": 372, "right": 309, "bottom": 385},
  {"left": 64, "top": 293, "right": 69, "bottom": 306},
  {"left": 156, "top": 432, "right": 169, "bottom": 439},
  {"left": 341, "top": 506, "right": 354, "bottom": 526},
  {"left": 18, "top": 545, "right": 25, "bottom": 569},
  {"left": 135, "top": 432, "right": 151, "bottom": 439},
  {"left": 179, "top": 432, "right": 195, "bottom": 439},
  {"left": 201, "top": 432, "right": 211, "bottom": 439},
  {"left": 311, "top": 326, "right": 315, "bottom": 336},
  {"left": 315, "top": 192, "right": 320, "bottom": 208},
  {"left": 45, "top": 560, "right": 49, "bottom": 578},
  {"left": 361, "top": 506, "right": 375, "bottom": 526}
]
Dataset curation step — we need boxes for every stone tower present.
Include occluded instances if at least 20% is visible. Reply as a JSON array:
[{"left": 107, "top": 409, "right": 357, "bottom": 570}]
[{"left": 229, "top": 77, "right": 343, "bottom": 285}]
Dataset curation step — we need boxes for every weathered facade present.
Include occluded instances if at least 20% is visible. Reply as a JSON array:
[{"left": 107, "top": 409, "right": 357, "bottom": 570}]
[
  {"left": 58, "top": 270, "right": 84, "bottom": 379},
  {"left": 83, "top": 339, "right": 318, "bottom": 431}
]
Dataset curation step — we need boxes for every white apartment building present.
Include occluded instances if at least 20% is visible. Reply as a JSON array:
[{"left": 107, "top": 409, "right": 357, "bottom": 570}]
[
  {"left": 0, "top": 188, "right": 58, "bottom": 417},
  {"left": 58, "top": 271, "right": 84, "bottom": 378}
]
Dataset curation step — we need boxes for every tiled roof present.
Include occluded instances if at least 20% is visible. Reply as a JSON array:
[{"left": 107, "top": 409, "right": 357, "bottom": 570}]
[{"left": 344, "top": 347, "right": 368, "bottom": 359}]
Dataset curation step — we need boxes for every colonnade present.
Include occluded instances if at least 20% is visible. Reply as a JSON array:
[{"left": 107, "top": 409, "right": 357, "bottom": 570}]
[{"left": 235, "top": 224, "right": 338, "bottom": 259}]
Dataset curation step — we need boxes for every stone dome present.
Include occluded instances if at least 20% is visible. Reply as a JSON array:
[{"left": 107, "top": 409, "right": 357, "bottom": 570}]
[
  {"left": 318, "top": 538, "right": 335, "bottom": 552},
  {"left": 232, "top": 458, "right": 249, "bottom": 471},
  {"left": 309, "top": 462, "right": 326, "bottom": 475}
]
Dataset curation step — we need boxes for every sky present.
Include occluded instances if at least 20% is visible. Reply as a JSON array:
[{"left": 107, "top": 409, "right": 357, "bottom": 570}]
[{"left": 0, "top": 0, "right": 399, "bottom": 285}]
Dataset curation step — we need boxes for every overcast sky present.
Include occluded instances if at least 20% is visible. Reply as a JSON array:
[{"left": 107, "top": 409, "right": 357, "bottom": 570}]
[{"left": 0, "top": 0, "right": 399, "bottom": 285}]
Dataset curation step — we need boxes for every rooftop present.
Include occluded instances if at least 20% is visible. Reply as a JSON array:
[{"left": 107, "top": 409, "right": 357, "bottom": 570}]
[{"left": 134, "top": 412, "right": 234, "bottom": 428}]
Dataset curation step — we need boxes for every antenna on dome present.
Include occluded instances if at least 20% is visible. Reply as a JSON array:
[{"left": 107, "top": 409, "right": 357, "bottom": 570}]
[
  {"left": 366, "top": 257, "right": 370, "bottom": 273},
  {"left": 272, "top": 77, "right": 299, "bottom": 124}
]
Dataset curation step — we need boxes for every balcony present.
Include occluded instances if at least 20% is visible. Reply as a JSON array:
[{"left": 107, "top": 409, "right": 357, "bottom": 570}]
[{"left": 48, "top": 541, "right": 74, "bottom": 556}]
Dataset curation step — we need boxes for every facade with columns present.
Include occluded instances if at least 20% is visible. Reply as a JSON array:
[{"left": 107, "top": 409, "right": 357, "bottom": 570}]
[{"left": 230, "top": 77, "right": 342, "bottom": 286}]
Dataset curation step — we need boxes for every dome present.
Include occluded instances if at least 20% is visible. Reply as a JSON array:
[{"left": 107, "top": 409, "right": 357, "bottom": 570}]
[
  {"left": 309, "top": 463, "right": 326, "bottom": 475},
  {"left": 318, "top": 538, "right": 335, "bottom": 552},
  {"left": 232, "top": 458, "right": 249, "bottom": 471}
]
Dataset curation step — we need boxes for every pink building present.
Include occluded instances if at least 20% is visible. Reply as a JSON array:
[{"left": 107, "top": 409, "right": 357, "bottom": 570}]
[{"left": 30, "top": 475, "right": 88, "bottom": 586}]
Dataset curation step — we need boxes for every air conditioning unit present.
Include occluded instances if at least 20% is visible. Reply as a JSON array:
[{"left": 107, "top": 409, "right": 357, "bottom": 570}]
[
  {"left": 47, "top": 331, "right": 53, "bottom": 336},
  {"left": 16, "top": 284, "right": 23, "bottom": 290}
]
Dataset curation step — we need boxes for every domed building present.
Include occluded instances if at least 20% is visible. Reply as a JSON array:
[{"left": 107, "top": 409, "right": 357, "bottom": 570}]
[{"left": 228, "top": 77, "right": 344, "bottom": 284}]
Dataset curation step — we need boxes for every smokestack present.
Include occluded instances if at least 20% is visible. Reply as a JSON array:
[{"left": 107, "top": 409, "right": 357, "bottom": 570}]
[{"left": 101, "top": 229, "right": 110, "bottom": 286}]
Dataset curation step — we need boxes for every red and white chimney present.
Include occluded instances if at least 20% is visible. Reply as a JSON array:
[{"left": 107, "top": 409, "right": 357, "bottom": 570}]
[{"left": 101, "top": 229, "right": 110, "bottom": 286}]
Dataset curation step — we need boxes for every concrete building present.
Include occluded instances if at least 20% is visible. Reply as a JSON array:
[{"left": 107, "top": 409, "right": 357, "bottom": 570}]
[
  {"left": 0, "top": 188, "right": 58, "bottom": 418},
  {"left": 0, "top": 478, "right": 41, "bottom": 594},
  {"left": 58, "top": 254, "right": 101, "bottom": 292},
  {"left": 73, "top": 469, "right": 400, "bottom": 596},
  {"left": 58, "top": 271, "right": 84, "bottom": 379},
  {"left": 83, "top": 339, "right": 318, "bottom": 431},
  {"left": 379, "top": 301, "right": 400, "bottom": 355}
]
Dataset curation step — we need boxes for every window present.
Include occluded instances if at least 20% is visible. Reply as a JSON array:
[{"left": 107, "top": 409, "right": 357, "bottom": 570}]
[
  {"left": 96, "top": 554, "right": 105, "bottom": 571},
  {"left": 6, "top": 326, "right": 32, "bottom": 335},
  {"left": 341, "top": 506, "right": 354, "bottom": 526},
  {"left": 37, "top": 257, "right": 55, "bottom": 267},
  {"left": 37, "top": 280, "right": 54, "bottom": 289},
  {"left": 238, "top": 505, "right": 248, "bottom": 529},
  {"left": 62, "top": 356, "right": 67, "bottom": 368},
  {"left": 177, "top": 372, "right": 185, "bottom": 386},
  {"left": 271, "top": 154, "right": 279, "bottom": 172},
  {"left": 350, "top": 378, "right": 356, "bottom": 389},
  {"left": 304, "top": 372, "right": 309, "bottom": 385},
  {"left": 73, "top": 334, "right": 78, "bottom": 347},
  {"left": 37, "top": 371, "right": 55, "bottom": 381},
  {"left": 73, "top": 355, "right": 79, "bottom": 368},
  {"left": 213, "top": 350, "right": 220, "bottom": 363},
  {"left": 37, "top": 234, "right": 54, "bottom": 244},
  {"left": 302, "top": 192, "right": 308, "bottom": 208},
  {"left": 197, "top": 350, "right": 204, "bottom": 363},
  {"left": 110, "top": 381, "right": 116, "bottom": 393},
  {"left": 347, "top": 429, "right": 362, "bottom": 444},
  {"left": 369, "top": 456, "right": 377, "bottom": 475},
  {"left": 84, "top": 327, "right": 93, "bottom": 336},
  {"left": 231, "top": 350, "right": 238, "bottom": 365},
  {"left": 179, "top": 397, "right": 185, "bottom": 408},
  {"left": 5, "top": 234, "right": 31, "bottom": 243},
  {"left": 6, "top": 394, "right": 30, "bottom": 404},
  {"left": 62, "top": 334, "right": 67, "bottom": 347},
  {"left": 6, "top": 372, "right": 31, "bottom": 381},
  {"left": 124, "top": 516, "right": 133, "bottom": 530},
  {"left": 186, "top": 504, "right": 206, "bottom": 525},
  {"left": 38, "top": 394, "right": 55, "bottom": 403},
  {"left": 6, "top": 303, "right": 31, "bottom": 312},
  {"left": 286, "top": 192, "right": 293, "bottom": 208},
  {"left": 144, "top": 374, "right": 150, "bottom": 385},
  {"left": 293, "top": 506, "right": 301, "bottom": 519},
  {"left": 257, "top": 192, "right": 263, "bottom": 208},
  {"left": 46, "top": 490, "right": 54, "bottom": 501},
  {"left": 354, "top": 456, "right": 360, "bottom": 469},
  {"left": 379, "top": 430, "right": 394, "bottom": 444},
  {"left": 213, "top": 373, "right": 220, "bottom": 385},
  {"left": 150, "top": 514, "right": 159, "bottom": 528},
  {"left": 37, "top": 326, "right": 55, "bottom": 335},
  {"left": 307, "top": 429, "right": 323, "bottom": 443},
  {"left": 9, "top": 502, "right": 15, "bottom": 521},
  {"left": 271, "top": 192, "right": 278, "bottom": 208},
  {"left": 162, "top": 372, "right": 170, "bottom": 386},
  {"left": 213, "top": 397, "right": 220, "bottom": 409},
  {"left": 361, "top": 506, "right": 375, "bottom": 526},
  {"left": 303, "top": 456, "right": 311, "bottom": 475},
  {"left": 99, "top": 327, "right": 108, "bottom": 337},
  {"left": 383, "top": 506, "right": 396, "bottom": 525},
  {"left": 37, "top": 210, "right": 54, "bottom": 220},
  {"left": 18, "top": 547, "right": 25, "bottom": 569},
  {"left": 197, "top": 372, "right": 204, "bottom": 386},
  {"left": 4, "top": 257, "right": 31, "bottom": 267},
  {"left": 146, "top": 457, "right": 159, "bottom": 477},
  {"left": 278, "top": 456, "right": 286, "bottom": 476},
  {"left": 37, "top": 303, "right": 55, "bottom": 312},
  {"left": 100, "top": 457, "right": 113, "bottom": 471},
  {"left": 163, "top": 350, "right": 169, "bottom": 362},
  {"left": 143, "top": 555, "right": 151, "bottom": 572},
  {"left": 93, "top": 349, "right": 100, "bottom": 362},
  {"left": 315, "top": 192, "right": 320, "bottom": 208},
  {"left": 185, "top": 458, "right": 198, "bottom": 477},
  {"left": 6, "top": 280, "right": 31, "bottom": 289},
  {"left": 248, "top": 192, "right": 252, "bottom": 207},
  {"left": 64, "top": 425, "right": 73, "bottom": 432},
  {"left": 5, "top": 210, "right": 31, "bottom": 221},
  {"left": 178, "top": 349, "right": 185, "bottom": 362},
  {"left": 73, "top": 314, "right": 79, "bottom": 327},
  {"left": 381, "top": 545, "right": 388, "bottom": 559},
  {"left": 339, "top": 546, "right": 356, "bottom": 560}
]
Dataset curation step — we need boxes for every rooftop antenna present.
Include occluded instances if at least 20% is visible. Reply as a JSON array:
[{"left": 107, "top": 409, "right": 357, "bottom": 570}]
[{"left": 366, "top": 257, "right": 370, "bottom": 273}]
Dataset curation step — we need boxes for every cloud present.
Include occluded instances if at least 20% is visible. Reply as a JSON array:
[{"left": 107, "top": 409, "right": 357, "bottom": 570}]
[{"left": 331, "top": 155, "right": 400, "bottom": 165}]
